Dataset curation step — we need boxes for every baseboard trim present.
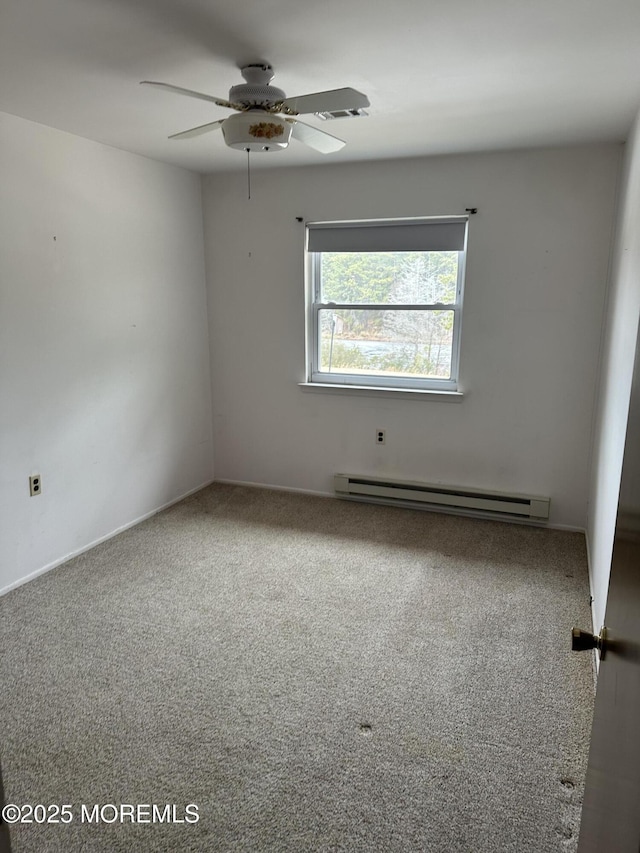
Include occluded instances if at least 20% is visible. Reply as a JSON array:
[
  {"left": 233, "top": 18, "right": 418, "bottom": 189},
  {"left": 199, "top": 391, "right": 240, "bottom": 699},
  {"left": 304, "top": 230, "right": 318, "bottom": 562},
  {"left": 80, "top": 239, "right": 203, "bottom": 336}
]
[
  {"left": 0, "top": 479, "right": 215, "bottom": 597},
  {"left": 548, "top": 522, "right": 588, "bottom": 534},
  {"left": 4, "top": 476, "right": 587, "bottom": 596},
  {"left": 213, "top": 478, "right": 335, "bottom": 499},
  {"left": 213, "top": 478, "right": 586, "bottom": 532}
]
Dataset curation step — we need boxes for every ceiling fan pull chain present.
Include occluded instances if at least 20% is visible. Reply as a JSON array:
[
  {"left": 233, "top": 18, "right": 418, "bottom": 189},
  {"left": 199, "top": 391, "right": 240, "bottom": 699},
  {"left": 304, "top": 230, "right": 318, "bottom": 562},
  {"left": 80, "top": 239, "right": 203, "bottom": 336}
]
[{"left": 246, "top": 148, "right": 251, "bottom": 200}]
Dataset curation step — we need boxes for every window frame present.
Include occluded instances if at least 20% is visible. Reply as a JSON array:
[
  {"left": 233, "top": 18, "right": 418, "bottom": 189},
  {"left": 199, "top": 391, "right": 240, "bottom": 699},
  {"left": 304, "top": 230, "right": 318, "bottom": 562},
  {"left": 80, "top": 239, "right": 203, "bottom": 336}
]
[{"left": 305, "top": 217, "right": 468, "bottom": 392}]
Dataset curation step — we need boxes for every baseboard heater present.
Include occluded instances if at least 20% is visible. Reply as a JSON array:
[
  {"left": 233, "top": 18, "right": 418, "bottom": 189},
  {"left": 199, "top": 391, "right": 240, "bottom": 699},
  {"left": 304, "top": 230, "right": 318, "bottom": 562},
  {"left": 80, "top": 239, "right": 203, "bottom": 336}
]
[{"left": 334, "top": 474, "right": 550, "bottom": 521}]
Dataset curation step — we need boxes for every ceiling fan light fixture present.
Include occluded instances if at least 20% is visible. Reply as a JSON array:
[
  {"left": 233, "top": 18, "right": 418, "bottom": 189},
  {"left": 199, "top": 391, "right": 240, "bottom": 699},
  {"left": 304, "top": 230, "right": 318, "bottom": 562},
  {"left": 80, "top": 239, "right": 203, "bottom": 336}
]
[{"left": 222, "top": 111, "right": 292, "bottom": 151}]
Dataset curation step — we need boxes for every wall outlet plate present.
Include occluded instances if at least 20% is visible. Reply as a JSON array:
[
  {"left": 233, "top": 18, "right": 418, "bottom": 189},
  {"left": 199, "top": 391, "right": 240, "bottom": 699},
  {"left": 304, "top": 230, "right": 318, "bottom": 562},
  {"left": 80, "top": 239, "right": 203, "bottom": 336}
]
[
  {"left": 29, "top": 474, "right": 41, "bottom": 496},
  {"left": 376, "top": 429, "right": 386, "bottom": 445}
]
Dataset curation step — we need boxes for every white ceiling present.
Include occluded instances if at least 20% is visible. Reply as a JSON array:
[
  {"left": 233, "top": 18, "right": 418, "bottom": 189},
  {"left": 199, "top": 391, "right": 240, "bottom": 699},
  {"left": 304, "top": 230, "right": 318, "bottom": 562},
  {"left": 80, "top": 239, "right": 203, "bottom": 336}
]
[{"left": 2, "top": 0, "right": 640, "bottom": 174}]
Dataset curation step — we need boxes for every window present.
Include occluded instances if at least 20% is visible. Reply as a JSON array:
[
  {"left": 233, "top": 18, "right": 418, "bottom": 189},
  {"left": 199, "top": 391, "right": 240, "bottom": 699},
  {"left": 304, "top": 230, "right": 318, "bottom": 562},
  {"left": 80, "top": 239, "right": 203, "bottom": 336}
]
[{"left": 306, "top": 217, "right": 468, "bottom": 392}]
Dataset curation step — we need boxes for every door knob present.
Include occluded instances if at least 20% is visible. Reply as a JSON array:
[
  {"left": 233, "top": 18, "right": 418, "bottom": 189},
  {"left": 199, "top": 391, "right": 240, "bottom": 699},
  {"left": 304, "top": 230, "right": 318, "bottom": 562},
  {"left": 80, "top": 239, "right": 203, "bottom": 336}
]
[{"left": 571, "top": 626, "right": 607, "bottom": 659}]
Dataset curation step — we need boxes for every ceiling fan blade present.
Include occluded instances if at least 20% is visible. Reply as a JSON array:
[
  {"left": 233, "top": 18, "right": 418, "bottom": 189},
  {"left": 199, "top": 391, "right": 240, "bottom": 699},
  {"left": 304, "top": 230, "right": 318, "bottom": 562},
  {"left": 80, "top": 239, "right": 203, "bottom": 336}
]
[
  {"left": 282, "top": 87, "right": 369, "bottom": 115},
  {"left": 289, "top": 119, "right": 345, "bottom": 153},
  {"left": 140, "top": 81, "right": 235, "bottom": 110},
  {"left": 168, "top": 120, "right": 225, "bottom": 140}
]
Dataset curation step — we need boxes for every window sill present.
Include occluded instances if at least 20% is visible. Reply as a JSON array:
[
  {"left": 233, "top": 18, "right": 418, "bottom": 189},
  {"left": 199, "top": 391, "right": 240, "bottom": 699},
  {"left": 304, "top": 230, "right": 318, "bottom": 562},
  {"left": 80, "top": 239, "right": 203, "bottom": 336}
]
[{"left": 298, "top": 382, "right": 464, "bottom": 401}]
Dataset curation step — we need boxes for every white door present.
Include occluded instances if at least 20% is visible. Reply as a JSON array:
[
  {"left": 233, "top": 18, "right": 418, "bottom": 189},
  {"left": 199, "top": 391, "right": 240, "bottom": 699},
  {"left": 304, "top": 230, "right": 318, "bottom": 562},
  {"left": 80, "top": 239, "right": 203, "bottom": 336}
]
[{"left": 576, "top": 324, "right": 640, "bottom": 852}]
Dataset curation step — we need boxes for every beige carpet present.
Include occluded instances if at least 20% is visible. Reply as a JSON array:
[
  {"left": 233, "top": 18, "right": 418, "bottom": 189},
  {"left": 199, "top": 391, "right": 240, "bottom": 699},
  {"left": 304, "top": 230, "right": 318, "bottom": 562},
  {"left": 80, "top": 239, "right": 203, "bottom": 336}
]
[{"left": 0, "top": 483, "right": 595, "bottom": 852}]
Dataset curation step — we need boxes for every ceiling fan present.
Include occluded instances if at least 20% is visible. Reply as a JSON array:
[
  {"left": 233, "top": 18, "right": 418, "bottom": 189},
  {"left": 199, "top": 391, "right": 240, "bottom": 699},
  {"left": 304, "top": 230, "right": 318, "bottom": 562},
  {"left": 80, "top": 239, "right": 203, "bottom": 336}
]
[{"left": 141, "top": 63, "right": 369, "bottom": 154}]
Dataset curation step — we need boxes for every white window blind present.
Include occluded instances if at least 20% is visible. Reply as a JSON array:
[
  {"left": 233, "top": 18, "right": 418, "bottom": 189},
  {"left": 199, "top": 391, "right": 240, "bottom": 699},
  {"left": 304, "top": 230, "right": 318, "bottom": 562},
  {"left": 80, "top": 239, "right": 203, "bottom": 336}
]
[{"left": 307, "top": 218, "right": 467, "bottom": 253}]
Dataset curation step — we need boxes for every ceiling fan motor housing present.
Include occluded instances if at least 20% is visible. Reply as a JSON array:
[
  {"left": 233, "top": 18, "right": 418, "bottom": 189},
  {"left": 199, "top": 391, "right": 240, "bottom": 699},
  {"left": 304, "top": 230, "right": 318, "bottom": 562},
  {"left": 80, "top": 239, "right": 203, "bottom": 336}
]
[
  {"left": 222, "top": 111, "right": 292, "bottom": 151},
  {"left": 229, "top": 64, "right": 286, "bottom": 110}
]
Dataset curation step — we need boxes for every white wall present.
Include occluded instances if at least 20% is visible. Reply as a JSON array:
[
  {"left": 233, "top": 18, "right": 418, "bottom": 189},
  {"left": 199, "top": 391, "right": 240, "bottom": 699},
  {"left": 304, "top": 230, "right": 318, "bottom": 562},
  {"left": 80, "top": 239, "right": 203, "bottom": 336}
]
[
  {"left": 202, "top": 145, "right": 620, "bottom": 529},
  {"left": 587, "top": 111, "right": 640, "bottom": 631},
  {"left": 0, "top": 112, "right": 214, "bottom": 593}
]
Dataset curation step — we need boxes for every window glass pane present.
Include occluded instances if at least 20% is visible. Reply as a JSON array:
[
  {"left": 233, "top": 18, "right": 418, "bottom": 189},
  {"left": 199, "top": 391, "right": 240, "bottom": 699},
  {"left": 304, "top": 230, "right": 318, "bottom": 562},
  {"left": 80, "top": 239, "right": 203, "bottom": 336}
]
[
  {"left": 320, "top": 252, "right": 458, "bottom": 305},
  {"left": 319, "top": 309, "right": 453, "bottom": 379}
]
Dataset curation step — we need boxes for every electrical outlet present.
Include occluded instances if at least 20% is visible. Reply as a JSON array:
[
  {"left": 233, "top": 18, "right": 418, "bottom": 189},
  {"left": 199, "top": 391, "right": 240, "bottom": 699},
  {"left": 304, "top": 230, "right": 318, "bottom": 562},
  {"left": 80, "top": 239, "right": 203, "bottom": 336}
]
[
  {"left": 376, "top": 429, "right": 386, "bottom": 445},
  {"left": 29, "top": 474, "right": 41, "bottom": 496}
]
